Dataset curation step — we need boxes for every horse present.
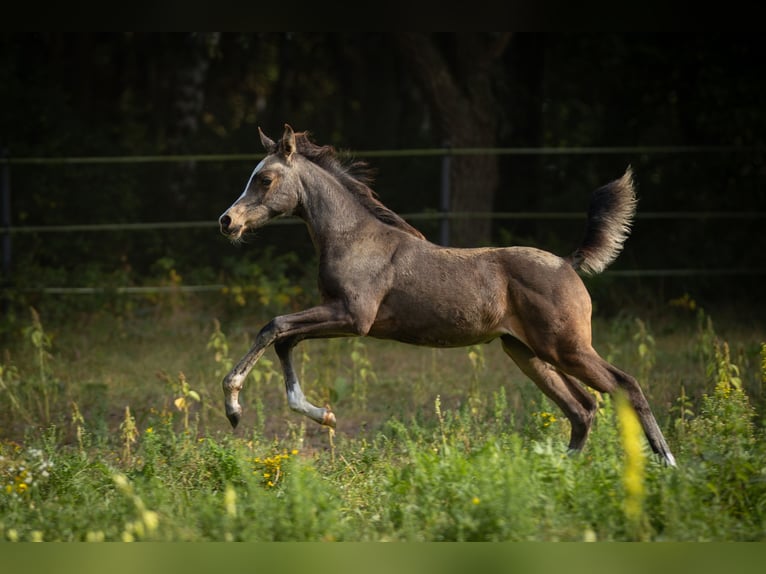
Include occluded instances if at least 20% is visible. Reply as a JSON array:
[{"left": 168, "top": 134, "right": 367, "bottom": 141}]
[{"left": 218, "top": 124, "right": 676, "bottom": 467}]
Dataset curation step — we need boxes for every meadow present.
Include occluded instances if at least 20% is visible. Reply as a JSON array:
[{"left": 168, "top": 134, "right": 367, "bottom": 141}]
[{"left": 1, "top": 286, "right": 764, "bottom": 542}]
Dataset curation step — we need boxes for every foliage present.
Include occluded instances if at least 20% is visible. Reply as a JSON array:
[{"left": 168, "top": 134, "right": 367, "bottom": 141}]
[
  {"left": 2, "top": 34, "right": 764, "bottom": 308},
  {"left": 0, "top": 308, "right": 61, "bottom": 429},
  {"left": 0, "top": 301, "right": 764, "bottom": 541}
]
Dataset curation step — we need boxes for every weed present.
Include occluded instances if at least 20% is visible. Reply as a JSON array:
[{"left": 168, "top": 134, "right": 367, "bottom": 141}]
[
  {"left": 670, "top": 386, "right": 695, "bottom": 442},
  {"left": 633, "top": 318, "right": 656, "bottom": 387},
  {"left": 350, "top": 339, "right": 376, "bottom": 410},
  {"left": 24, "top": 309, "right": 57, "bottom": 424},
  {"left": 0, "top": 355, "right": 30, "bottom": 427},
  {"left": 170, "top": 372, "right": 201, "bottom": 433},
  {"left": 252, "top": 448, "right": 299, "bottom": 488},
  {"left": 466, "top": 344, "right": 486, "bottom": 417},
  {"left": 70, "top": 401, "right": 88, "bottom": 457},
  {"left": 0, "top": 303, "right": 764, "bottom": 541},
  {"left": 120, "top": 406, "right": 139, "bottom": 465},
  {"left": 207, "top": 319, "right": 233, "bottom": 381}
]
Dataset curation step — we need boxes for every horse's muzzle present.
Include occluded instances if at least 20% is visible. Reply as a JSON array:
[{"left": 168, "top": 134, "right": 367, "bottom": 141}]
[
  {"left": 219, "top": 214, "right": 233, "bottom": 234},
  {"left": 220, "top": 214, "right": 244, "bottom": 238}
]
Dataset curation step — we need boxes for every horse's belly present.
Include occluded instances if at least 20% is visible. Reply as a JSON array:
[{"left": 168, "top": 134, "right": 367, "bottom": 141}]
[{"left": 367, "top": 295, "right": 507, "bottom": 347}]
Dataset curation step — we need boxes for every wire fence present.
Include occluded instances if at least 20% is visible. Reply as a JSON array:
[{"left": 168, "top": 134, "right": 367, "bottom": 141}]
[
  {"left": 5, "top": 210, "right": 765, "bottom": 236},
  {"left": 2, "top": 145, "right": 764, "bottom": 296},
  {"left": 0, "top": 144, "right": 756, "bottom": 166}
]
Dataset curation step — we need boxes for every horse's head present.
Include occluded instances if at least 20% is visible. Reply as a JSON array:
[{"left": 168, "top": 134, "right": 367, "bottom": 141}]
[{"left": 219, "top": 124, "right": 302, "bottom": 241}]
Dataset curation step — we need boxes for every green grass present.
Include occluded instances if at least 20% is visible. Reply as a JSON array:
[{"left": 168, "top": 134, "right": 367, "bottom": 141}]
[{"left": 1, "top": 294, "right": 765, "bottom": 541}]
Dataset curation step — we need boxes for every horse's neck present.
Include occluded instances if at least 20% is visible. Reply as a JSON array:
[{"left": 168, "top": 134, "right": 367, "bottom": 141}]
[{"left": 300, "top": 178, "right": 376, "bottom": 248}]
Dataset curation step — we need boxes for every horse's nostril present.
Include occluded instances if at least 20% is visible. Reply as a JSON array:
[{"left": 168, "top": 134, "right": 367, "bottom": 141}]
[{"left": 220, "top": 214, "right": 232, "bottom": 232}]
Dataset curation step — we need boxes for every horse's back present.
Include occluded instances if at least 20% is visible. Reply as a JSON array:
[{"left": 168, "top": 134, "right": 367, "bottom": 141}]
[{"left": 367, "top": 241, "right": 589, "bottom": 347}]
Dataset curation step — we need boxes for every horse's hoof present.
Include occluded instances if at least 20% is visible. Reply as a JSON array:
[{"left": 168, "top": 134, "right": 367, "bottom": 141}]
[
  {"left": 226, "top": 409, "right": 241, "bottom": 429},
  {"left": 663, "top": 452, "right": 677, "bottom": 468},
  {"left": 322, "top": 409, "right": 336, "bottom": 429}
]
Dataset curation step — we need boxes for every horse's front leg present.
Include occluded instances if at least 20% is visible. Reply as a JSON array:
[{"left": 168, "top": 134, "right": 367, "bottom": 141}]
[
  {"left": 222, "top": 302, "right": 356, "bottom": 428},
  {"left": 275, "top": 338, "right": 336, "bottom": 428},
  {"left": 222, "top": 322, "right": 275, "bottom": 428}
]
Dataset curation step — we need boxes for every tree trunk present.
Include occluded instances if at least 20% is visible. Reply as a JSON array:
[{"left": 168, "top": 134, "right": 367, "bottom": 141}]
[
  {"left": 168, "top": 34, "right": 218, "bottom": 216},
  {"left": 395, "top": 33, "right": 510, "bottom": 246}
]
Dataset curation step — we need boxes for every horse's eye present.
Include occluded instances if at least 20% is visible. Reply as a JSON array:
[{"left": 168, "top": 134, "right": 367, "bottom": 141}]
[{"left": 261, "top": 176, "right": 272, "bottom": 186}]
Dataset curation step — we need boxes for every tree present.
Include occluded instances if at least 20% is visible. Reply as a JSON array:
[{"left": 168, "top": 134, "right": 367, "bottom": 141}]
[{"left": 395, "top": 33, "right": 511, "bottom": 246}]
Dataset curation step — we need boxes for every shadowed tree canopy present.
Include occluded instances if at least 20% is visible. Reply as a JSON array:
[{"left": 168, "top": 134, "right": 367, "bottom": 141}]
[
  {"left": 395, "top": 33, "right": 512, "bottom": 246},
  {"left": 1, "top": 33, "right": 764, "bottom": 307}
]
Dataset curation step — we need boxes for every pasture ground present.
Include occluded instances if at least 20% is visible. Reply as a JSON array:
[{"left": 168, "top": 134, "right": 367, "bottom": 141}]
[{"left": 1, "top": 292, "right": 765, "bottom": 542}]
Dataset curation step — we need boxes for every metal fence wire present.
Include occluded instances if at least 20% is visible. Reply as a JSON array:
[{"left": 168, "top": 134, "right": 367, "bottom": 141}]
[{"left": 2, "top": 146, "right": 765, "bottom": 295}]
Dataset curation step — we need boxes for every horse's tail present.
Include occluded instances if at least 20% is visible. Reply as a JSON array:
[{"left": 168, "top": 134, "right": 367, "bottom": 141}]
[{"left": 567, "top": 166, "right": 637, "bottom": 276}]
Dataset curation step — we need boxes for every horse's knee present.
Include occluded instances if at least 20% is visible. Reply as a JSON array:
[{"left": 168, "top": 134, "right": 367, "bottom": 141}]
[
  {"left": 259, "top": 318, "right": 280, "bottom": 342},
  {"left": 222, "top": 372, "right": 244, "bottom": 393}
]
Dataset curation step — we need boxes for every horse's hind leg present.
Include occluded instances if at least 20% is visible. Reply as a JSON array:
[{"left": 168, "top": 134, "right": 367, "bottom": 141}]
[
  {"left": 275, "top": 338, "right": 336, "bottom": 428},
  {"left": 501, "top": 336, "right": 597, "bottom": 452},
  {"left": 556, "top": 347, "right": 676, "bottom": 467}
]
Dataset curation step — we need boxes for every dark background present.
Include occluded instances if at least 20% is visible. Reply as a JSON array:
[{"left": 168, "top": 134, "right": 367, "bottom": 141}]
[{"left": 1, "top": 33, "right": 764, "bottom": 317}]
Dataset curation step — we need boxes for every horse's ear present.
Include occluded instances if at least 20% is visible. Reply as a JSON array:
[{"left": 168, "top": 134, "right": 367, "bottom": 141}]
[
  {"left": 258, "top": 127, "right": 276, "bottom": 152},
  {"left": 280, "top": 124, "right": 296, "bottom": 161}
]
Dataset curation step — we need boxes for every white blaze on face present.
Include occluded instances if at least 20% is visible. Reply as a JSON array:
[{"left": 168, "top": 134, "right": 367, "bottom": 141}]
[{"left": 236, "top": 158, "right": 267, "bottom": 202}]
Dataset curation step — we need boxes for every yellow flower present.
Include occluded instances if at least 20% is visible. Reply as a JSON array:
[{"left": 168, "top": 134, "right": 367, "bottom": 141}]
[
  {"left": 113, "top": 473, "right": 129, "bottom": 489},
  {"left": 472, "top": 497, "right": 481, "bottom": 505},
  {"left": 616, "top": 394, "right": 646, "bottom": 528},
  {"left": 86, "top": 531, "right": 105, "bottom": 542},
  {"left": 142, "top": 510, "right": 159, "bottom": 534},
  {"left": 224, "top": 484, "right": 237, "bottom": 518}
]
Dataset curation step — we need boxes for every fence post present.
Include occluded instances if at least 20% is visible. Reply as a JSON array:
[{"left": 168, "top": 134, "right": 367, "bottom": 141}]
[
  {"left": 1, "top": 148, "right": 10, "bottom": 313},
  {"left": 439, "top": 144, "right": 451, "bottom": 246}
]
